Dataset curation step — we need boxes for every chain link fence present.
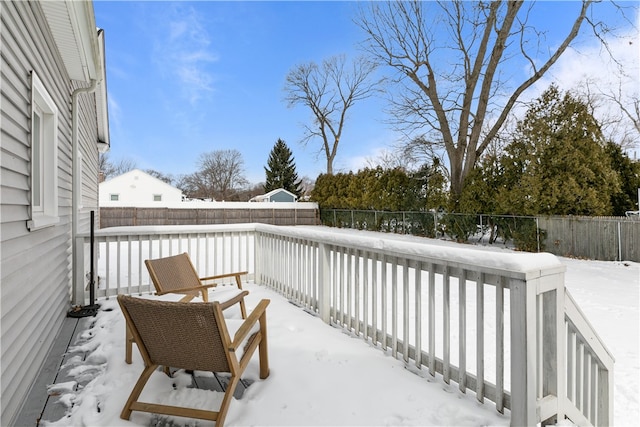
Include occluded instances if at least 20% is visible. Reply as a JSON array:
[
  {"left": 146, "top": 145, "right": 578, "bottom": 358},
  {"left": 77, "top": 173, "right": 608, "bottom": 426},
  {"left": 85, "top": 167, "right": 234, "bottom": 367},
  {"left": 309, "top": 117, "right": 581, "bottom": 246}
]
[
  {"left": 319, "top": 209, "right": 640, "bottom": 261},
  {"left": 319, "top": 209, "right": 542, "bottom": 250}
]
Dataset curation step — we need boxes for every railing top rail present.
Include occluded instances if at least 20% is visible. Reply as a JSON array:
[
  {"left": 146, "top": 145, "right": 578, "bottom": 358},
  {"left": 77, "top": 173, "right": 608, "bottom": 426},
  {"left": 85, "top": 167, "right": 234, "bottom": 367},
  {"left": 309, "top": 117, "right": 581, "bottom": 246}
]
[
  {"left": 100, "top": 201, "right": 319, "bottom": 210},
  {"left": 82, "top": 223, "right": 565, "bottom": 280},
  {"left": 254, "top": 224, "right": 565, "bottom": 280},
  {"left": 85, "top": 223, "right": 259, "bottom": 237}
]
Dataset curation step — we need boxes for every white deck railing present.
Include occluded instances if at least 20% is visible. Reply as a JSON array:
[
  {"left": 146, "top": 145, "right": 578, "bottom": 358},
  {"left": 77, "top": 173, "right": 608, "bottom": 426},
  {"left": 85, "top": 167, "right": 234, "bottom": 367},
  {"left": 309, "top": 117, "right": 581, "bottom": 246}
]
[{"left": 74, "top": 223, "right": 614, "bottom": 426}]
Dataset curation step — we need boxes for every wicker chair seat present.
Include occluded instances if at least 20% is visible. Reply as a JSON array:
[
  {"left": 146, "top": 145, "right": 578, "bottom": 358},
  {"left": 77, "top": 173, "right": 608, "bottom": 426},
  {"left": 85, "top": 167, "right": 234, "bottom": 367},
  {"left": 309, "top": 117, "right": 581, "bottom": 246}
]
[{"left": 118, "top": 295, "right": 270, "bottom": 427}]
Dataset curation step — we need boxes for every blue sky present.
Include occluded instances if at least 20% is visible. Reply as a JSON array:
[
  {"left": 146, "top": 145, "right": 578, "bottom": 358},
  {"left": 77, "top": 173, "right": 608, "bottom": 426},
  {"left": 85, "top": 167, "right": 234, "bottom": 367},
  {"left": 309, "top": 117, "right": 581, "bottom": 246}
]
[{"left": 95, "top": 1, "right": 639, "bottom": 185}]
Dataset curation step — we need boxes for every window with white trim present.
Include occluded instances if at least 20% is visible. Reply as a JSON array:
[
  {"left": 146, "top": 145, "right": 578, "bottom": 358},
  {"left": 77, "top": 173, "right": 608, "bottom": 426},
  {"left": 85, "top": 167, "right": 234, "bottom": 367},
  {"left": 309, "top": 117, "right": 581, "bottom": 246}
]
[
  {"left": 27, "top": 71, "right": 59, "bottom": 230},
  {"left": 110, "top": 194, "right": 119, "bottom": 201},
  {"left": 153, "top": 194, "right": 162, "bottom": 202}
]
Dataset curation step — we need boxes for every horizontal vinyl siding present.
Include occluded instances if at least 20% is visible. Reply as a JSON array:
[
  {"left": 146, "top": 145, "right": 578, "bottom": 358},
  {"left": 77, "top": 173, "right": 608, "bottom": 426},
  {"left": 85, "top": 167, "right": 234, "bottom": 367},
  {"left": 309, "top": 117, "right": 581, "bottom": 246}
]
[{"left": 0, "top": 1, "right": 82, "bottom": 425}]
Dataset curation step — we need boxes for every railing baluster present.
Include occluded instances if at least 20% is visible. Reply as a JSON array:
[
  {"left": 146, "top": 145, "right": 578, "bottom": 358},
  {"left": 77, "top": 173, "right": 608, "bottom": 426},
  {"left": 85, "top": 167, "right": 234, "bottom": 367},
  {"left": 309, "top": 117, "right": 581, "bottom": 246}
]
[
  {"left": 459, "top": 268, "right": 466, "bottom": 393},
  {"left": 363, "top": 252, "right": 369, "bottom": 341},
  {"left": 116, "top": 236, "right": 122, "bottom": 295},
  {"left": 443, "top": 266, "right": 450, "bottom": 384},
  {"left": 403, "top": 259, "right": 409, "bottom": 363},
  {"left": 428, "top": 266, "right": 435, "bottom": 376},
  {"left": 415, "top": 263, "right": 422, "bottom": 368},
  {"left": 476, "top": 275, "right": 485, "bottom": 402},
  {"left": 381, "top": 257, "right": 388, "bottom": 351},
  {"left": 391, "top": 258, "right": 398, "bottom": 358},
  {"left": 585, "top": 352, "right": 592, "bottom": 421},
  {"left": 496, "top": 276, "right": 504, "bottom": 414},
  {"left": 372, "top": 253, "right": 378, "bottom": 346},
  {"left": 590, "top": 358, "right": 597, "bottom": 423},
  {"left": 354, "top": 250, "right": 361, "bottom": 336},
  {"left": 340, "top": 249, "right": 347, "bottom": 327}
]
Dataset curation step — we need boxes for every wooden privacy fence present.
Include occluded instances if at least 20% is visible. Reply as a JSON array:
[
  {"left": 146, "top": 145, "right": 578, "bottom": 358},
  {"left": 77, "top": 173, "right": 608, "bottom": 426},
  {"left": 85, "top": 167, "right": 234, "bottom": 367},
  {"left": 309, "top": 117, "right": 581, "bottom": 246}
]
[
  {"left": 99, "top": 205, "right": 319, "bottom": 228},
  {"left": 539, "top": 216, "right": 639, "bottom": 262},
  {"left": 73, "top": 224, "right": 614, "bottom": 426}
]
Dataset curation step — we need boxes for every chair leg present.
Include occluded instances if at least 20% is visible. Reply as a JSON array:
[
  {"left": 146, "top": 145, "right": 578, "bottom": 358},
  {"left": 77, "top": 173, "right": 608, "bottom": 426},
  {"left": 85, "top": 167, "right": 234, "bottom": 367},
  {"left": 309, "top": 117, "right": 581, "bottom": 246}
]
[
  {"left": 125, "top": 325, "right": 133, "bottom": 364},
  {"left": 258, "top": 313, "right": 269, "bottom": 379},
  {"left": 239, "top": 299, "right": 248, "bottom": 319},
  {"left": 121, "top": 364, "right": 158, "bottom": 420},
  {"left": 216, "top": 375, "right": 240, "bottom": 427}
]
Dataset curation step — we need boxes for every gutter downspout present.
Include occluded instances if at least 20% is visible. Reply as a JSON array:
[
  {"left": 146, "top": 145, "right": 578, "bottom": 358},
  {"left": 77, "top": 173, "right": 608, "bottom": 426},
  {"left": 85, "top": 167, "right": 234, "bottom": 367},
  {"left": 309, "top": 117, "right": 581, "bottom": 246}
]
[{"left": 71, "top": 79, "right": 98, "bottom": 305}]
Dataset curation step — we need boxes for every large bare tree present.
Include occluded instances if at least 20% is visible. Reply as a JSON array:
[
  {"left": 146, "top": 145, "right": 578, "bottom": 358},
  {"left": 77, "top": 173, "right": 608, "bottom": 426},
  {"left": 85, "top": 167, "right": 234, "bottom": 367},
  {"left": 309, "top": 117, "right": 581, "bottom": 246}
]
[
  {"left": 177, "top": 149, "right": 248, "bottom": 201},
  {"left": 284, "top": 54, "right": 379, "bottom": 175},
  {"left": 357, "top": 0, "right": 595, "bottom": 204}
]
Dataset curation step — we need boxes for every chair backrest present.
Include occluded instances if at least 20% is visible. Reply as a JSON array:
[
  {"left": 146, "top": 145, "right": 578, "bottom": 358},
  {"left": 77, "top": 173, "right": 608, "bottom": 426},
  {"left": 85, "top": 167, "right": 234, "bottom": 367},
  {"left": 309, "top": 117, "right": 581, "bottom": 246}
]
[
  {"left": 145, "top": 253, "right": 202, "bottom": 297},
  {"left": 118, "top": 294, "right": 231, "bottom": 372}
]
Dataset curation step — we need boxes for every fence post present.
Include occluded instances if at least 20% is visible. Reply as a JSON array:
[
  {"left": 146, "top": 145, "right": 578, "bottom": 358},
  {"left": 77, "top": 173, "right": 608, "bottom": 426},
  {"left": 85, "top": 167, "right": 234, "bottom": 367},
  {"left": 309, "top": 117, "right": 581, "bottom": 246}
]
[
  {"left": 509, "top": 276, "right": 538, "bottom": 426},
  {"left": 403, "top": 211, "right": 406, "bottom": 234},
  {"left": 618, "top": 221, "right": 622, "bottom": 261},
  {"left": 317, "top": 241, "right": 331, "bottom": 324}
]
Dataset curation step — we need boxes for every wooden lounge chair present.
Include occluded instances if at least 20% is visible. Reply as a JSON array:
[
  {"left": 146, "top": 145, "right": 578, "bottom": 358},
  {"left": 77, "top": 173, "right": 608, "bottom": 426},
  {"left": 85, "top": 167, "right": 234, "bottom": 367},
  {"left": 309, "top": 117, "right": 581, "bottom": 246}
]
[
  {"left": 125, "top": 253, "right": 249, "bottom": 364},
  {"left": 145, "top": 253, "right": 248, "bottom": 317},
  {"left": 117, "top": 294, "right": 270, "bottom": 427}
]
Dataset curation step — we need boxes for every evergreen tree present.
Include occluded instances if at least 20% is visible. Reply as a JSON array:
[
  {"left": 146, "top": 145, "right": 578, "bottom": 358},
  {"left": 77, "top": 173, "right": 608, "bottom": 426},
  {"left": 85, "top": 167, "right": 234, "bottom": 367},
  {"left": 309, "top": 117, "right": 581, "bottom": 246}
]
[
  {"left": 605, "top": 141, "right": 640, "bottom": 215},
  {"left": 264, "top": 139, "right": 302, "bottom": 197},
  {"left": 497, "top": 85, "right": 619, "bottom": 216}
]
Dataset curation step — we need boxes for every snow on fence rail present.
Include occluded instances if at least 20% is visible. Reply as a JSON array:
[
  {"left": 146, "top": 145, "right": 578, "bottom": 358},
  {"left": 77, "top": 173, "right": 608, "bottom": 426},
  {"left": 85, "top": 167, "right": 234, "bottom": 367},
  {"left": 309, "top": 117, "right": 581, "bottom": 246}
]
[
  {"left": 74, "top": 224, "right": 613, "bottom": 426},
  {"left": 320, "top": 209, "right": 640, "bottom": 262}
]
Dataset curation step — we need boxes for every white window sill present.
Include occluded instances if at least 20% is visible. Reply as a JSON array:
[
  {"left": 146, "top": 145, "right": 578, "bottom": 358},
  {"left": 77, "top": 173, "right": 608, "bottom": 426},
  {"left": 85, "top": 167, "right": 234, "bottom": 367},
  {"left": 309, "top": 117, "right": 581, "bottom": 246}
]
[{"left": 27, "top": 215, "right": 60, "bottom": 231}]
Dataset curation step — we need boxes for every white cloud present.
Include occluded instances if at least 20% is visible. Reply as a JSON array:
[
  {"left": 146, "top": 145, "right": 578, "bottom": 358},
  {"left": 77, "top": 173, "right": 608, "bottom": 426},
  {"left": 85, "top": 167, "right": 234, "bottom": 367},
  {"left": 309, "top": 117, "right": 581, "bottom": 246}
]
[
  {"left": 153, "top": 4, "right": 219, "bottom": 105},
  {"left": 107, "top": 95, "right": 121, "bottom": 133},
  {"left": 531, "top": 19, "right": 640, "bottom": 152}
]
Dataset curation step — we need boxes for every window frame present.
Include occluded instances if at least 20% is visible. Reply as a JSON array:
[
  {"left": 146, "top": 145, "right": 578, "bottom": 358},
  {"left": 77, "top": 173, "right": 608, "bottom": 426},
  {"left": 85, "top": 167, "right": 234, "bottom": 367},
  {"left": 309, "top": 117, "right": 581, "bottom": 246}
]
[{"left": 27, "top": 71, "right": 59, "bottom": 231}]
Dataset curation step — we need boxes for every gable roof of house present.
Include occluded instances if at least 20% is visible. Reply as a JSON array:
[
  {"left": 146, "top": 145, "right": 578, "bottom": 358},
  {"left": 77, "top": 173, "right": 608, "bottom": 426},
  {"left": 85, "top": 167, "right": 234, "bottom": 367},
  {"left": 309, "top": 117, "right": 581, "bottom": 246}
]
[
  {"left": 100, "top": 169, "right": 182, "bottom": 193},
  {"left": 264, "top": 188, "right": 297, "bottom": 199},
  {"left": 250, "top": 188, "right": 298, "bottom": 202}
]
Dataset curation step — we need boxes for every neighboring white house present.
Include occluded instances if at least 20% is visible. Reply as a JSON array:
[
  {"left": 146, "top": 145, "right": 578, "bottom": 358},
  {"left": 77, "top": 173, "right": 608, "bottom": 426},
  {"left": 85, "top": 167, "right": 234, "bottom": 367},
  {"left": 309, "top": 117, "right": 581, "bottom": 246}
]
[
  {"left": 0, "top": 1, "right": 109, "bottom": 425},
  {"left": 99, "top": 169, "right": 183, "bottom": 205},
  {"left": 250, "top": 188, "right": 298, "bottom": 203}
]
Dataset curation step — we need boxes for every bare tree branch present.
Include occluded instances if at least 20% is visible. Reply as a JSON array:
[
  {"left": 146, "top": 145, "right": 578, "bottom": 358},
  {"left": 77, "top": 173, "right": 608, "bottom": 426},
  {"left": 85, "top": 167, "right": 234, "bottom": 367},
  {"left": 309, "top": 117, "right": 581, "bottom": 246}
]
[
  {"left": 284, "top": 54, "right": 380, "bottom": 174},
  {"left": 357, "top": 0, "right": 596, "bottom": 202}
]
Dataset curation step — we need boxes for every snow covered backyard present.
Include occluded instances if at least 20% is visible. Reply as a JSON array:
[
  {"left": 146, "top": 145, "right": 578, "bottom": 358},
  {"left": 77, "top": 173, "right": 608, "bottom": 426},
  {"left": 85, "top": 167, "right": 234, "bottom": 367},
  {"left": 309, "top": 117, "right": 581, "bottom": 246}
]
[{"left": 41, "top": 234, "right": 638, "bottom": 427}]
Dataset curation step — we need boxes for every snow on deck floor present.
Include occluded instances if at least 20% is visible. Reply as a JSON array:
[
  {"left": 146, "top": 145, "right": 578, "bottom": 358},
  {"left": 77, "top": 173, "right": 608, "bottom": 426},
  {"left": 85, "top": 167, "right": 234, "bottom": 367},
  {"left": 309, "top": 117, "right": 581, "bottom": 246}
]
[{"left": 35, "top": 257, "right": 639, "bottom": 427}]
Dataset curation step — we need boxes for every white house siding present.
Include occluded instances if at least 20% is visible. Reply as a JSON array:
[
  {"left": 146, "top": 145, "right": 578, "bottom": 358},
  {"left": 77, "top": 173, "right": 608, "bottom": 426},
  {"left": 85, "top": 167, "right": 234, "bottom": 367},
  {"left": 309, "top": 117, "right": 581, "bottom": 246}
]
[
  {"left": 99, "top": 169, "right": 184, "bottom": 205},
  {"left": 0, "top": 1, "right": 102, "bottom": 425}
]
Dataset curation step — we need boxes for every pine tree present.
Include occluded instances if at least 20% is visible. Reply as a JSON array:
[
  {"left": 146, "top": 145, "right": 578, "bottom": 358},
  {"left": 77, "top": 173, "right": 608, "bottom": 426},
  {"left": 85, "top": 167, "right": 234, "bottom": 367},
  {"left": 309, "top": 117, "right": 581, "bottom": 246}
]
[
  {"left": 605, "top": 141, "right": 640, "bottom": 215},
  {"left": 264, "top": 139, "right": 302, "bottom": 197},
  {"left": 497, "top": 85, "right": 619, "bottom": 216}
]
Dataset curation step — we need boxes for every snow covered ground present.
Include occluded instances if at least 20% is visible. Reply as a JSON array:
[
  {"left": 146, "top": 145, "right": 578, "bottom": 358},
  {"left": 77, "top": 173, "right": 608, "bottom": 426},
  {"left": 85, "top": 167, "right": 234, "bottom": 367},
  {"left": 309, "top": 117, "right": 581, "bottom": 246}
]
[{"left": 43, "top": 255, "right": 639, "bottom": 427}]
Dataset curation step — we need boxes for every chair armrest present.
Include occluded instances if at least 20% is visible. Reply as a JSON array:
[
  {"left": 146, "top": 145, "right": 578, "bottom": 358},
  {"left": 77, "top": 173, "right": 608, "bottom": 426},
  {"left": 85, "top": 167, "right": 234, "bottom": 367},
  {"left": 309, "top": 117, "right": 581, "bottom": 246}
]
[
  {"left": 200, "top": 271, "right": 248, "bottom": 290},
  {"left": 229, "top": 299, "right": 270, "bottom": 351},
  {"left": 200, "top": 271, "right": 248, "bottom": 282},
  {"left": 156, "top": 283, "right": 218, "bottom": 295},
  {"left": 218, "top": 290, "right": 249, "bottom": 310}
]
